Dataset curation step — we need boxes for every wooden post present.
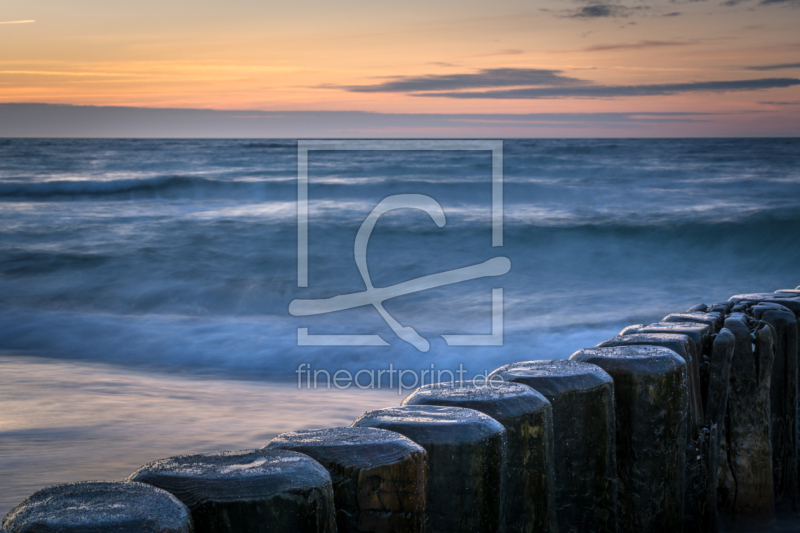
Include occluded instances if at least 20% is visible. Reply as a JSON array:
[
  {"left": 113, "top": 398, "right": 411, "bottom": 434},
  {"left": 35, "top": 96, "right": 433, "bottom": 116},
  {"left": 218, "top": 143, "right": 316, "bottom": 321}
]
[
  {"left": 717, "top": 314, "right": 774, "bottom": 525},
  {"left": 595, "top": 331, "right": 706, "bottom": 532},
  {"left": 697, "top": 328, "right": 735, "bottom": 533},
  {"left": 729, "top": 293, "right": 800, "bottom": 511},
  {"left": 402, "top": 380, "right": 557, "bottom": 533},
  {"left": 706, "top": 329, "right": 736, "bottom": 427},
  {"left": 751, "top": 304, "right": 798, "bottom": 512},
  {"left": 597, "top": 332, "right": 703, "bottom": 433},
  {"left": 625, "top": 322, "right": 713, "bottom": 361},
  {"left": 488, "top": 360, "right": 617, "bottom": 533},
  {"left": 2, "top": 481, "right": 192, "bottom": 533},
  {"left": 352, "top": 405, "right": 505, "bottom": 533},
  {"left": 128, "top": 449, "right": 337, "bottom": 533},
  {"left": 624, "top": 321, "right": 713, "bottom": 411},
  {"left": 265, "top": 427, "right": 428, "bottom": 533},
  {"left": 570, "top": 345, "right": 687, "bottom": 533}
]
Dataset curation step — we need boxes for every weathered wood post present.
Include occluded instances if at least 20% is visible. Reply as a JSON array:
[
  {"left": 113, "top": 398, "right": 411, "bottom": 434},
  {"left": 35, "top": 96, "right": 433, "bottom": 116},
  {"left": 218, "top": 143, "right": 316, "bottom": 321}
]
[
  {"left": 2, "top": 481, "right": 193, "bottom": 533},
  {"left": 595, "top": 330, "right": 708, "bottom": 532},
  {"left": 773, "top": 291, "right": 800, "bottom": 491},
  {"left": 730, "top": 293, "right": 800, "bottom": 512},
  {"left": 624, "top": 322, "right": 713, "bottom": 404},
  {"left": 660, "top": 311, "right": 733, "bottom": 533},
  {"left": 706, "top": 329, "right": 735, "bottom": 426},
  {"left": 569, "top": 345, "right": 687, "bottom": 533},
  {"left": 629, "top": 321, "right": 713, "bottom": 357},
  {"left": 751, "top": 303, "right": 798, "bottom": 511},
  {"left": 402, "top": 380, "right": 558, "bottom": 533},
  {"left": 264, "top": 427, "right": 428, "bottom": 533},
  {"left": 597, "top": 332, "right": 703, "bottom": 434},
  {"left": 352, "top": 405, "right": 505, "bottom": 533},
  {"left": 697, "top": 328, "right": 735, "bottom": 533},
  {"left": 716, "top": 314, "right": 774, "bottom": 524},
  {"left": 488, "top": 360, "right": 617, "bottom": 533},
  {"left": 128, "top": 449, "right": 336, "bottom": 533}
]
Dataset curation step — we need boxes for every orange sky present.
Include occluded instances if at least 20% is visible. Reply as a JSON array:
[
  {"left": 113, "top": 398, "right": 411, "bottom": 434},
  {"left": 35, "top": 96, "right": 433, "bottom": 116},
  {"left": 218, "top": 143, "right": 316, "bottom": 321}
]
[{"left": 1, "top": 0, "right": 798, "bottom": 135}]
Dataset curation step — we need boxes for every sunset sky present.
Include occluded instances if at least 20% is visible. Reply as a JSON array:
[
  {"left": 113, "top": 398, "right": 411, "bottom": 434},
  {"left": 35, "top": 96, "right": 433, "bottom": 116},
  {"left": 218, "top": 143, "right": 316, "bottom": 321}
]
[{"left": 1, "top": 0, "right": 799, "bottom": 136}]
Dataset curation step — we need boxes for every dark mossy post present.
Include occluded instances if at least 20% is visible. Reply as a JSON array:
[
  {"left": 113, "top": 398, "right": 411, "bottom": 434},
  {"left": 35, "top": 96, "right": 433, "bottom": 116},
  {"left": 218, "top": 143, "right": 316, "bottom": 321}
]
[
  {"left": 569, "top": 345, "right": 687, "bottom": 533},
  {"left": 352, "top": 405, "right": 505, "bottom": 533},
  {"left": 602, "top": 321, "right": 733, "bottom": 533},
  {"left": 624, "top": 321, "right": 713, "bottom": 416},
  {"left": 401, "top": 381, "right": 558, "bottom": 533},
  {"left": 706, "top": 329, "right": 735, "bottom": 431},
  {"left": 488, "top": 360, "right": 617, "bottom": 533},
  {"left": 128, "top": 449, "right": 336, "bottom": 533},
  {"left": 692, "top": 328, "right": 735, "bottom": 533},
  {"left": 773, "top": 291, "right": 800, "bottom": 494},
  {"left": 264, "top": 427, "right": 428, "bottom": 533},
  {"left": 1, "top": 481, "right": 193, "bottom": 533},
  {"left": 596, "top": 331, "right": 707, "bottom": 532},
  {"left": 597, "top": 332, "right": 703, "bottom": 434},
  {"left": 751, "top": 303, "right": 799, "bottom": 511},
  {"left": 730, "top": 293, "right": 800, "bottom": 511},
  {"left": 716, "top": 314, "right": 774, "bottom": 524}
]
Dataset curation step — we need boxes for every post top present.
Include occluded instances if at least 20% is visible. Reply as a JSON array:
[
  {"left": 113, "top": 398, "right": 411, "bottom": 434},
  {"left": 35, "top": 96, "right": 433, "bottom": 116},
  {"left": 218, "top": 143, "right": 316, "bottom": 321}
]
[
  {"left": 268, "top": 426, "right": 420, "bottom": 448},
  {"left": 2, "top": 481, "right": 191, "bottom": 533},
  {"left": 488, "top": 360, "right": 613, "bottom": 399},
  {"left": 352, "top": 405, "right": 505, "bottom": 446}
]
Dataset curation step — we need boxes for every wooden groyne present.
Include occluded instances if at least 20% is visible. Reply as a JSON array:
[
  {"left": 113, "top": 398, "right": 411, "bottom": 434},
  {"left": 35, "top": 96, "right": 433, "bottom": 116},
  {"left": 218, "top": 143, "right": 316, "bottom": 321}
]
[{"left": 2, "top": 285, "right": 800, "bottom": 533}]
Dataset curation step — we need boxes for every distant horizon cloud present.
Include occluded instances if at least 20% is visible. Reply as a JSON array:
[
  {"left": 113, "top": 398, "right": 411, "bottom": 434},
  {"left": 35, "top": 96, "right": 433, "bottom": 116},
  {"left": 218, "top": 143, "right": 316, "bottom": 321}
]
[
  {"left": 0, "top": 20, "right": 35, "bottom": 25},
  {"left": 336, "top": 68, "right": 587, "bottom": 93},
  {"left": 335, "top": 67, "right": 800, "bottom": 100},
  {"left": 584, "top": 40, "right": 690, "bottom": 52},
  {"left": 745, "top": 62, "right": 800, "bottom": 71},
  {"left": 723, "top": 0, "right": 800, "bottom": 5},
  {"left": 412, "top": 77, "right": 800, "bottom": 99},
  {"left": 568, "top": 4, "right": 634, "bottom": 18}
]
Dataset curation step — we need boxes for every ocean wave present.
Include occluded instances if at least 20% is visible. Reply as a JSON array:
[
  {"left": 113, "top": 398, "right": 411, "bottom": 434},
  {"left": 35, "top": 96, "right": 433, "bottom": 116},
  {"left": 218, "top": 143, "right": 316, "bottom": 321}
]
[{"left": 0, "top": 175, "right": 295, "bottom": 200}]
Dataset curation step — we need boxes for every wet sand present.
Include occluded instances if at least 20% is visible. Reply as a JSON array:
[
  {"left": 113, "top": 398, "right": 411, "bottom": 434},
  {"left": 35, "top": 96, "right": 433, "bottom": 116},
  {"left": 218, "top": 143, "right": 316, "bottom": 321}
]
[{"left": 0, "top": 354, "right": 399, "bottom": 515}]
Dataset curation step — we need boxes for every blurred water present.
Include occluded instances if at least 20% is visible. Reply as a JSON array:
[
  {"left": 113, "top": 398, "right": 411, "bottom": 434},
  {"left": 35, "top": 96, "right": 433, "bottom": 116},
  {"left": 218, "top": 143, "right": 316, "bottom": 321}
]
[{"left": 0, "top": 138, "right": 798, "bottom": 377}]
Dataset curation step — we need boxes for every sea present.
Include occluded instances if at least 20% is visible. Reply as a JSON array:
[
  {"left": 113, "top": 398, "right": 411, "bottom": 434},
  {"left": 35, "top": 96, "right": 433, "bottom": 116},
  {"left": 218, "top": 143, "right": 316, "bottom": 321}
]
[{"left": 1, "top": 138, "right": 799, "bottom": 527}]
